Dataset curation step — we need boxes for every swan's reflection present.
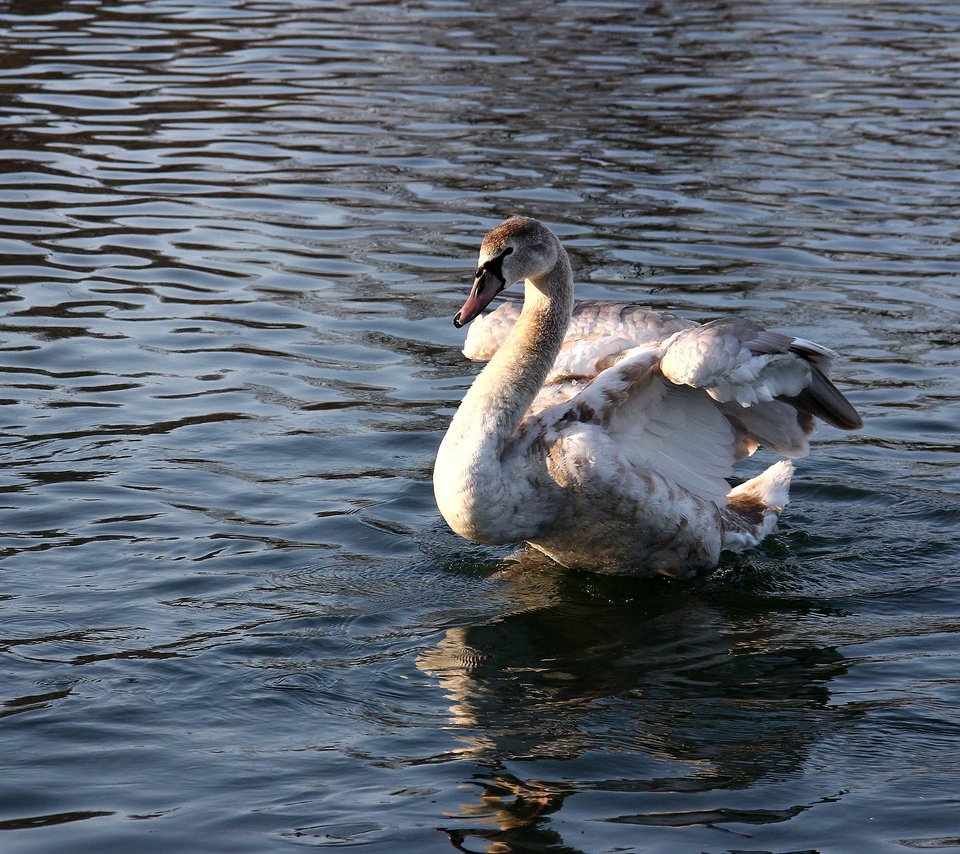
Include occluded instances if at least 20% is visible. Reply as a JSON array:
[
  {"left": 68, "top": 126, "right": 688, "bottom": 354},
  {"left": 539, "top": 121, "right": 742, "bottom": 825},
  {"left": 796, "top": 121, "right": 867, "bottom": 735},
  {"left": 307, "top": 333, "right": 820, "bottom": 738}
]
[{"left": 420, "top": 554, "right": 851, "bottom": 851}]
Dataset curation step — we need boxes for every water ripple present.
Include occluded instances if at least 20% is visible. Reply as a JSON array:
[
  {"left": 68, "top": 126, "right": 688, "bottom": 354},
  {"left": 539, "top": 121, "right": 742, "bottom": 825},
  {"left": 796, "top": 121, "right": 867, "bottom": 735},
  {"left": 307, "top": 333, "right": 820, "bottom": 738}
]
[{"left": 0, "top": 0, "right": 958, "bottom": 851}]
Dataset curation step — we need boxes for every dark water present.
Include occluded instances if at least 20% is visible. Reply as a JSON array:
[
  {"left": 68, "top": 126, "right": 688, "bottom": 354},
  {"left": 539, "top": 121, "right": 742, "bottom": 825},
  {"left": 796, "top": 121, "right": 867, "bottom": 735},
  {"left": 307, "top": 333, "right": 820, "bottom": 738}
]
[{"left": 1, "top": 0, "right": 959, "bottom": 851}]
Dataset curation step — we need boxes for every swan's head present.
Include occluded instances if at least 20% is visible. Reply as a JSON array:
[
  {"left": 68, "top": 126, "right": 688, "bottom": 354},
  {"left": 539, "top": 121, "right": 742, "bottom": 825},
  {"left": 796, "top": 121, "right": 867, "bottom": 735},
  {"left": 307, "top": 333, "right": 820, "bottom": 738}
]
[{"left": 453, "top": 216, "right": 558, "bottom": 328}]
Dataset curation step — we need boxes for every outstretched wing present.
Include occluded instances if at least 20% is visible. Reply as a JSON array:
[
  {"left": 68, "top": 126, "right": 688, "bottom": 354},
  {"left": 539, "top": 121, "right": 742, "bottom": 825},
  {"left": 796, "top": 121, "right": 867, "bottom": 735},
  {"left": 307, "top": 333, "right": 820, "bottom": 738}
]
[
  {"left": 513, "top": 346, "right": 741, "bottom": 508},
  {"left": 659, "top": 318, "right": 861, "bottom": 457},
  {"left": 512, "top": 317, "right": 860, "bottom": 505}
]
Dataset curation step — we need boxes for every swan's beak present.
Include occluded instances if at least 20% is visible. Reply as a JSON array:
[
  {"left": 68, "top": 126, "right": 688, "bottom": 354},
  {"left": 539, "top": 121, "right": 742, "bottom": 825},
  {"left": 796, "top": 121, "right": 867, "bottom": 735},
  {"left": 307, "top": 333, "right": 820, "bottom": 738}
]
[{"left": 453, "top": 270, "right": 501, "bottom": 328}]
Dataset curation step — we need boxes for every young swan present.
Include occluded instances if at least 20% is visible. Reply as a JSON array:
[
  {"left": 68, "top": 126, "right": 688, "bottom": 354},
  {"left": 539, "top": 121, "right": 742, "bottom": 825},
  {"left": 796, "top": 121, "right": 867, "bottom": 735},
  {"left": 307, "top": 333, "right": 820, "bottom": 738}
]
[{"left": 434, "top": 217, "right": 861, "bottom": 578}]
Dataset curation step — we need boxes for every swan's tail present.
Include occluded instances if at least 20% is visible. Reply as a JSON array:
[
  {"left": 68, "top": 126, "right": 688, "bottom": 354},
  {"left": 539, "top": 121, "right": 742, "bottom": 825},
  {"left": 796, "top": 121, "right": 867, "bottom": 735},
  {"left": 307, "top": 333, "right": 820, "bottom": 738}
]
[{"left": 720, "top": 460, "right": 794, "bottom": 553}]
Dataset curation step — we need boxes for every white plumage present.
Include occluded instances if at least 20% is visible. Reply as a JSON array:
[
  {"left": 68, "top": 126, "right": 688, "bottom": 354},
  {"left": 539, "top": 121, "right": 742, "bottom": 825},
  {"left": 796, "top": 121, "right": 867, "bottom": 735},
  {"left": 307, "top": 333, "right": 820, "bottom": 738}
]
[{"left": 434, "top": 217, "right": 861, "bottom": 578}]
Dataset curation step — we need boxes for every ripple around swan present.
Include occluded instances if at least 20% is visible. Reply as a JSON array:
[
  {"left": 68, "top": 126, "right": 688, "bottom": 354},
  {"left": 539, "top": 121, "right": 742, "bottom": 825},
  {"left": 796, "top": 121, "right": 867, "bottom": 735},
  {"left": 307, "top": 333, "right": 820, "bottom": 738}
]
[{"left": 1, "top": 0, "right": 959, "bottom": 851}]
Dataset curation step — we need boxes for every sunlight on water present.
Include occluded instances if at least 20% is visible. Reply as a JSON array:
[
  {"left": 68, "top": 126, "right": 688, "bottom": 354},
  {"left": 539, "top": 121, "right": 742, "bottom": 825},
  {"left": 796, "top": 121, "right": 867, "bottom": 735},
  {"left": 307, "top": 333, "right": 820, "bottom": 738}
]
[{"left": 1, "top": 0, "right": 958, "bottom": 851}]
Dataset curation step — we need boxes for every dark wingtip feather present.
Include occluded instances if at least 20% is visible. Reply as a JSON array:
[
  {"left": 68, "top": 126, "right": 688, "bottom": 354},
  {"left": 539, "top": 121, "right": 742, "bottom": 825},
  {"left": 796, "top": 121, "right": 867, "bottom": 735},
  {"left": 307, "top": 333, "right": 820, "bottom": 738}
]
[{"left": 787, "top": 367, "right": 862, "bottom": 430}]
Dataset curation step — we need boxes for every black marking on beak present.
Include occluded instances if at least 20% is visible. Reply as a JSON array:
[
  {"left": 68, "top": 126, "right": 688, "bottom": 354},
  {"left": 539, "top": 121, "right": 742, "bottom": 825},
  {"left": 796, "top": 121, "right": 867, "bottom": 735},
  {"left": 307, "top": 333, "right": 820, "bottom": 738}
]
[
  {"left": 474, "top": 245, "right": 513, "bottom": 292},
  {"left": 452, "top": 246, "right": 514, "bottom": 328}
]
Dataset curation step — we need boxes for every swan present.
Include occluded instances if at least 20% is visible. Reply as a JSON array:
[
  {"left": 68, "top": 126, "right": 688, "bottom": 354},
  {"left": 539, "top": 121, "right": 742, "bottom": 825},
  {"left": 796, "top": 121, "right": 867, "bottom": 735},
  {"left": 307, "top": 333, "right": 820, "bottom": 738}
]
[{"left": 434, "top": 216, "right": 862, "bottom": 578}]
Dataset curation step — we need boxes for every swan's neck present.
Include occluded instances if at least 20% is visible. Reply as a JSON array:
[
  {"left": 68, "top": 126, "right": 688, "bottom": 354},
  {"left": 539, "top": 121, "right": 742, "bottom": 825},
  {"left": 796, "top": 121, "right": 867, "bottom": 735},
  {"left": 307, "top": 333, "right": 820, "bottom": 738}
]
[
  {"left": 435, "top": 251, "right": 573, "bottom": 543},
  {"left": 456, "top": 260, "right": 573, "bottom": 443}
]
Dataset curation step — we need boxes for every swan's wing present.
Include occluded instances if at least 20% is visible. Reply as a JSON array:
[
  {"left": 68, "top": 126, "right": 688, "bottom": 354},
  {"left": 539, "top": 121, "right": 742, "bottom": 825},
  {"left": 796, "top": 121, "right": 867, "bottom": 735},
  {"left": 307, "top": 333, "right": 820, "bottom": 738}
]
[
  {"left": 516, "top": 317, "right": 861, "bottom": 503},
  {"left": 523, "top": 333, "right": 646, "bottom": 419},
  {"left": 463, "top": 300, "right": 697, "bottom": 361},
  {"left": 514, "top": 345, "right": 741, "bottom": 507},
  {"left": 525, "top": 377, "right": 587, "bottom": 421},
  {"left": 659, "top": 318, "right": 861, "bottom": 456},
  {"left": 545, "top": 333, "right": 638, "bottom": 381}
]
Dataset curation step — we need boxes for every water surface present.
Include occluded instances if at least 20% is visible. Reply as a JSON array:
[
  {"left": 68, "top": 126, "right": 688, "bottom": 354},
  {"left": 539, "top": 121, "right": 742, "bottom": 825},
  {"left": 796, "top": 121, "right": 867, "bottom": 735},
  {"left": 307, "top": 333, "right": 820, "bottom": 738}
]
[{"left": 1, "top": 1, "right": 959, "bottom": 851}]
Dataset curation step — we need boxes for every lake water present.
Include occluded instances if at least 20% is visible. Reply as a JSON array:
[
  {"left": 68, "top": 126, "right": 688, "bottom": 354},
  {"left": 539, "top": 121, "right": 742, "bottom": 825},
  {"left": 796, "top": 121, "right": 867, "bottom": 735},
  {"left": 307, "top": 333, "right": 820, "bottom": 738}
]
[{"left": 1, "top": 0, "right": 959, "bottom": 851}]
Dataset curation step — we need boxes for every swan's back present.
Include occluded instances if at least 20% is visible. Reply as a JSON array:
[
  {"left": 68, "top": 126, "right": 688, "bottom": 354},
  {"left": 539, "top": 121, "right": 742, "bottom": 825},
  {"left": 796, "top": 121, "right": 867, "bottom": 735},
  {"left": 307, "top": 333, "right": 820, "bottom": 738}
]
[
  {"left": 463, "top": 300, "right": 696, "bottom": 361},
  {"left": 464, "top": 301, "right": 699, "bottom": 419}
]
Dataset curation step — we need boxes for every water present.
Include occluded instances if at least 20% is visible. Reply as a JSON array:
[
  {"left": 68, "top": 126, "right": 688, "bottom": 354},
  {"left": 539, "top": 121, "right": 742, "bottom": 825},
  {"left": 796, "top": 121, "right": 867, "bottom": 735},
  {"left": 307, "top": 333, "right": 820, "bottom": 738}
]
[{"left": 1, "top": 0, "right": 958, "bottom": 850}]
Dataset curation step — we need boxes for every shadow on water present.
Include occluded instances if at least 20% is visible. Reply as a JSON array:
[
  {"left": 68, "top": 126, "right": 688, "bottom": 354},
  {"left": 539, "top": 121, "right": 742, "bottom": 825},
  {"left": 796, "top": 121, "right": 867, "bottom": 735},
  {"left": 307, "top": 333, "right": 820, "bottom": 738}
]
[{"left": 417, "top": 550, "right": 855, "bottom": 852}]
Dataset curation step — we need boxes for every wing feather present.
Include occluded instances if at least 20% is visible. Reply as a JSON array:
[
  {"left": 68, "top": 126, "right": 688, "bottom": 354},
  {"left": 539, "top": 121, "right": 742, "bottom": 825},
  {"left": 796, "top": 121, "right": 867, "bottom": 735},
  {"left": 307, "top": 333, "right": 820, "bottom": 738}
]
[
  {"left": 660, "top": 318, "right": 862, "bottom": 445},
  {"left": 518, "top": 346, "right": 740, "bottom": 507}
]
